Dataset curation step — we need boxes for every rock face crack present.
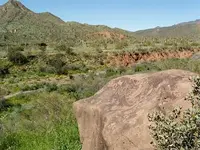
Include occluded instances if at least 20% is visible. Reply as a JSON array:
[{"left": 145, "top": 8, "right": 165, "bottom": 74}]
[{"left": 73, "top": 69, "right": 196, "bottom": 150}]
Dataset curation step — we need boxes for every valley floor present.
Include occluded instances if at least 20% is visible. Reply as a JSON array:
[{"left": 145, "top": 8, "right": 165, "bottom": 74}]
[{"left": 1, "top": 46, "right": 200, "bottom": 149}]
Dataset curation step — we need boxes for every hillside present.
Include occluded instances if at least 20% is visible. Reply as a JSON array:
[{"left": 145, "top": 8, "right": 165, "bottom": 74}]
[
  {"left": 0, "top": 0, "right": 71, "bottom": 44},
  {"left": 1, "top": 0, "right": 200, "bottom": 47},
  {"left": 0, "top": 0, "right": 131, "bottom": 46},
  {"left": 134, "top": 20, "right": 200, "bottom": 39}
]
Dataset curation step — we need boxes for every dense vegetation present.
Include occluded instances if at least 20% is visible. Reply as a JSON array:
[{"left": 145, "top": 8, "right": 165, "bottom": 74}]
[
  {"left": 0, "top": 0, "right": 132, "bottom": 47},
  {"left": 1, "top": 0, "right": 200, "bottom": 51},
  {"left": 1, "top": 1, "right": 200, "bottom": 150},
  {"left": 0, "top": 45, "right": 118, "bottom": 150},
  {"left": 1, "top": 42, "right": 200, "bottom": 149},
  {"left": 148, "top": 77, "right": 200, "bottom": 150}
]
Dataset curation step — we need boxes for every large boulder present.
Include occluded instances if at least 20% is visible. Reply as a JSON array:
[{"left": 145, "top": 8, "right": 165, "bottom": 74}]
[{"left": 73, "top": 70, "right": 196, "bottom": 150}]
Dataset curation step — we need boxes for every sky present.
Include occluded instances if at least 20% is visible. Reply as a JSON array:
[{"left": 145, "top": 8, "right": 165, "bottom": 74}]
[{"left": 1, "top": 0, "right": 200, "bottom": 31}]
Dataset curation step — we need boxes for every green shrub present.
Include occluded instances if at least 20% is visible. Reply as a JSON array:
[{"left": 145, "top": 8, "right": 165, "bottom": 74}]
[
  {"left": 155, "top": 58, "right": 189, "bottom": 71},
  {"left": 46, "top": 56, "right": 66, "bottom": 75},
  {"left": 143, "top": 40, "right": 153, "bottom": 47},
  {"left": 0, "top": 87, "right": 9, "bottom": 97},
  {"left": 7, "top": 47, "right": 28, "bottom": 65},
  {"left": 55, "top": 44, "right": 67, "bottom": 51},
  {"left": 58, "top": 84, "right": 77, "bottom": 93},
  {"left": 57, "top": 76, "right": 104, "bottom": 100},
  {"left": 191, "top": 42, "right": 200, "bottom": 47},
  {"left": 134, "top": 62, "right": 161, "bottom": 72},
  {"left": 39, "top": 65, "right": 56, "bottom": 74},
  {"left": 10, "top": 46, "right": 24, "bottom": 52},
  {"left": 55, "top": 44, "right": 74, "bottom": 55},
  {"left": 21, "top": 83, "right": 45, "bottom": 91},
  {"left": 38, "top": 43, "right": 47, "bottom": 51},
  {"left": 6, "top": 94, "right": 32, "bottom": 106},
  {"left": 45, "top": 83, "right": 58, "bottom": 92},
  {"left": 60, "top": 65, "right": 69, "bottom": 75},
  {"left": 115, "top": 40, "right": 128, "bottom": 49},
  {"left": 105, "top": 68, "right": 118, "bottom": 77},
  {"left": 0, "top": 60, "right": 11, "bottom": 77},
  {"left": 21, "top": 83, "right": 58, "bottom": 92},
  {"left": 117, "top": 66, "right": 126, "bottom": 74},
  {"left": 95, "top": 46, "right": 103, "bottom": 53},
  {"left": 0, "top": 133, "right": 20, "bottom": 150},
  {"left": 66, "top": 63, "right": 88, "bottom": 73},
  {"left": 148, "top": 76, "right": 200, "bottom": 149}
]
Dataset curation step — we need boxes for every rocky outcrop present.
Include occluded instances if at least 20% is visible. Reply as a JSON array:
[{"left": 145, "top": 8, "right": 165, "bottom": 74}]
[
  {"left": 73, "top": 70, "right": 196, "bottom": 150},
  {"left": 108, "top": 50, "right": 198, "bottom": 66}
]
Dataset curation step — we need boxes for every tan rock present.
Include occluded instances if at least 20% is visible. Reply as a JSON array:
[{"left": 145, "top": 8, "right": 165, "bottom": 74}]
[{"left": 73, "top": 70, "right": 196, "bottom": 150}]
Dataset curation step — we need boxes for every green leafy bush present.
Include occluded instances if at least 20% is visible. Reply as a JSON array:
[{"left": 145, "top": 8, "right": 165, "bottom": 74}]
[
  {"left": 134, "top": 62, "right": 161, "bottom": 72},
  {"left": 46, "top": 56, "right": 66, "bottom": 75},
  {"left": 0, "top": 133, "right": 20, "bottom": 150},
  {"left": 21, "top": 83, "right": 58, "bottom": 92},
  {"left": 148, "top": 76, "right": 200, "bottom": 149},
  {"left": 105, "top": 68, "right": 118, "bottom": 77},
  {"left": 7, "top": 47, "right": 28, "bottom": 65},
  {"left": 0, "top": 60, "right": 11, "bottom": 77},
  {"left": 46, "top": 83, "right": 58, "bottom": 92},
  {"left": 115, "top": 40, "right": 128, "bottom": 49},
  {"left": 21, "top": 83, "right": 46, "bottom": 91},
  {"left": 55, "top": 44, "right": 74, "bottom": 55},
  {"left": 0, "top": 87, "right": 9, "bottom": 97},
  {"left": 39, "top": 65, "right": 56, "bottom": 74}
]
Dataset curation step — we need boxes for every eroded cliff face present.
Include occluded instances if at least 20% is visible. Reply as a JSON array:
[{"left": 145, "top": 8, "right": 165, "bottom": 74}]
[
  {"left": 108, "top": 49, "right": 198, "bottom": 66},
  {"left": 74, "top": 70, "right": 196, "bottom": 150}
]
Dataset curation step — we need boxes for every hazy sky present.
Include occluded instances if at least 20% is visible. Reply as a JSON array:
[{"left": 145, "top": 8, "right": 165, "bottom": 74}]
[{"left": 1, "top": 0, "right": 200, "bottom": 31}]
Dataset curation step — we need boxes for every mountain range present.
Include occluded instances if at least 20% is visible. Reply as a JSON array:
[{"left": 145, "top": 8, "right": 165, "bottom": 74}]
[
  {"left": 135, "top": 20, "right": 200, "bottom": 39},
  {"left": 0, "top": 0, "right": 200, "bottom": 46}
]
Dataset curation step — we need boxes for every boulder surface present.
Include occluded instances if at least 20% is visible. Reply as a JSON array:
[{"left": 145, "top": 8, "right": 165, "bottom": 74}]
[{"left": 73, "top": 70, "right": 196, "bottom": 150}]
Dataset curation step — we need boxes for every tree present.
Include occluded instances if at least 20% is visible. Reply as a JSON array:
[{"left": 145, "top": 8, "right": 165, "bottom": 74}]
[{"left": 148, "top": 76, "right": 200, "bottom": 150}]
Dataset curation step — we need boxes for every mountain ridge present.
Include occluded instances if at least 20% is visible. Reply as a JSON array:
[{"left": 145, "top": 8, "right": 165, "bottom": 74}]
[
  {"left": 0, "top": 0, "right": 200, "bottom": 45},
  {"left": 134, "top": 19, "right": 200, "bottom": 39},
  {"left": 0, "top": 0, "right": 130, "bottom": 45}
]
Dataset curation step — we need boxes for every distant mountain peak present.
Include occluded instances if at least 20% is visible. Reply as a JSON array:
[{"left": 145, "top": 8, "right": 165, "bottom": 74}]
[
  {"left": 8, "top": 0, "right": 18, "bottom": 3},
  {"left": 7, "top": 0, "right": 22, "bottom": 5},
  {"left": 3, "top": 0, "right": 30, "bottom": 11}
]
